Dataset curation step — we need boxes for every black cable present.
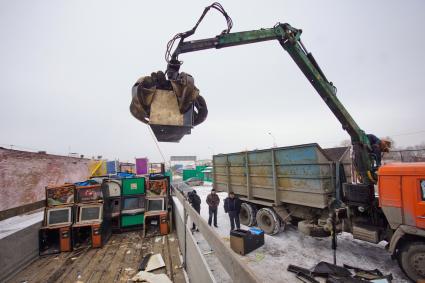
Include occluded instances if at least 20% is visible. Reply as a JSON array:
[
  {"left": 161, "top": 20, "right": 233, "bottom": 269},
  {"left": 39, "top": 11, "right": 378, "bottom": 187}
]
[{"left": 165, "top": 2, "right": 233, "bottom": 64}]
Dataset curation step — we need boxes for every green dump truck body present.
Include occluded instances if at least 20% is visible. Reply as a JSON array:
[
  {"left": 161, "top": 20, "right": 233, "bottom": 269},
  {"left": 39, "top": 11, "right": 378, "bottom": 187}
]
[{"left": 213, "top": 144, "right": 351, "bottom": 209}]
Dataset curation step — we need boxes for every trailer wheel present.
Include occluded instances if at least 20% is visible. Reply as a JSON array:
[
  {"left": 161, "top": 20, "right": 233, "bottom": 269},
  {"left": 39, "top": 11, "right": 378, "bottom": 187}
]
[
  {"left": 399, "top": 241, "right": 425, "bottom": 281},
  {"left": 239, "top": 203, "right": 257, "bottom": 226},
  {"left": 256, "top": 208, "right": 281, "bottom": 235}
]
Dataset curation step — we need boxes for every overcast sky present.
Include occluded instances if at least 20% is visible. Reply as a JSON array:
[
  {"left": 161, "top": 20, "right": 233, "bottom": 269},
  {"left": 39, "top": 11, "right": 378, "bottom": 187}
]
[{"left": 1, "top": 0, "right": 424, "bottom": 162}]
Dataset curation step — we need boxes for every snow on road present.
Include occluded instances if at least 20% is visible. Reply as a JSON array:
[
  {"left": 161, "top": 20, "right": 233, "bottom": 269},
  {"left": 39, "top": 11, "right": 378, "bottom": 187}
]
[{"left": 180, "top": 183, "right": 409, "bottom": 283}]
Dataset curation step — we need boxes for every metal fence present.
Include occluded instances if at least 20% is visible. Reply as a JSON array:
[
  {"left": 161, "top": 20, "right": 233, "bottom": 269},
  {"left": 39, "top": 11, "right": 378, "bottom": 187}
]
[{"left": 383, "top": 149, "right": 425, "bottom": 163}]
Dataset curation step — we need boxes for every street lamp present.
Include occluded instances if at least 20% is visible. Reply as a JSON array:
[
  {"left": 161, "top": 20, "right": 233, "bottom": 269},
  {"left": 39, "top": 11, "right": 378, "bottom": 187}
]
[{"left": 268, "top": 132, "right": 277, "bottom": 148}]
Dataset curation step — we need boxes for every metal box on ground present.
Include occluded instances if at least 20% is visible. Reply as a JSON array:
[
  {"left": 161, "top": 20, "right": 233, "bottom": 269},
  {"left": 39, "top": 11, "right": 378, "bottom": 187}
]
[
  {"left": 230, "top": 229, "right": 264, "bottom": 255},
  {"left": 39, "top": 225, "right": 72, "bottom": 255},
  {"left": 46, "top": 184, "right": 75, "bottom": 207},
  {"left": 122, "top": 177, "right": 145, "bottom": 195}
]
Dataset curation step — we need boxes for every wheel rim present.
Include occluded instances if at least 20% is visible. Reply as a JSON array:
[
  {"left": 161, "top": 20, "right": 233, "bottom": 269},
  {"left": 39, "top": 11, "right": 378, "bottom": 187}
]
[
  {"left": 261, "top": 215, "right": 272, "bottom": 229},
  {"left": 412, "top": 252, "right": 425, "bottom": 277}
]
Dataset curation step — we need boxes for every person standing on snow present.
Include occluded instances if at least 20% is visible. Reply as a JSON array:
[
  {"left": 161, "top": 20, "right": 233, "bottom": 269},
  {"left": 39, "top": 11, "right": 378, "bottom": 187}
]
[
  {"left": 206, "top": 188, "right": 220, "bottom": 227},
  {"left": 224, "top": 191, "right": 241, "bottom": 231},
  {"left": 188, "top": 190, "right": 201, "bottom": 231}
]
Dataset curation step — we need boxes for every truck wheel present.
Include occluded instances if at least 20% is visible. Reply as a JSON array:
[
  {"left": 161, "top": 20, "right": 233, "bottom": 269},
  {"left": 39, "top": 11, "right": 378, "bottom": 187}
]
[
  {"left": 256, "top": 208, "right": 281, "bottom": 235},
  {"left": 239, "top": 203, "right": 257, "bottom": 226},
  {"left": 399, "top": 241, "right": 425, "bottom": 281}
]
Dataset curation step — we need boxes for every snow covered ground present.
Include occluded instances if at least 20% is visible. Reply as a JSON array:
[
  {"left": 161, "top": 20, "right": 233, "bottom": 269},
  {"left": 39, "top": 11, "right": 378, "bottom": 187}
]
[{"left": 181, "top": 183, "right": 409, "bottom": 283}]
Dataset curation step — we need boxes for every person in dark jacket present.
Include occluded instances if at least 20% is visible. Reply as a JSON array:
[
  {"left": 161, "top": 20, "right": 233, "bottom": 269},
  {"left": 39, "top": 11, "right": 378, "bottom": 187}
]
[
  {"left": 366, "top": 134, "right": 391, "bottom": 167},
  {"left": 188, "top": 190, "right": 201, "bottom": 231},
  {"left": 206, "top": 188, "right": 220, "bottom": 227},
  {"left": 224, "top": 192, "right": 242, "bottom": 231}
]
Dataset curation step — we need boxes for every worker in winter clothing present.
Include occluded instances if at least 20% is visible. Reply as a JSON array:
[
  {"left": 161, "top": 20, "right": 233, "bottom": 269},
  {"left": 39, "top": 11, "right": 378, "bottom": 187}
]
[
  {"left": 188, "top": 190, "right": 201, "bottom": 231},
  {"left": 366, "top": 134, "right": 391, "bottom": 167},
  {"left": 206, "top": 188, "right": 220, "bottom": 227},
  {"left": 224, "top": 192, "right": 242, "bottom": 231}
]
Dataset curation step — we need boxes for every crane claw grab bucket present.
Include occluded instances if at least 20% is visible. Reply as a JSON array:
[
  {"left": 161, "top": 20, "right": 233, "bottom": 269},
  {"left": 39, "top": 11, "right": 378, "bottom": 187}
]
[{"left": 130, "top": 71, "right": 207, "bottom": 142}]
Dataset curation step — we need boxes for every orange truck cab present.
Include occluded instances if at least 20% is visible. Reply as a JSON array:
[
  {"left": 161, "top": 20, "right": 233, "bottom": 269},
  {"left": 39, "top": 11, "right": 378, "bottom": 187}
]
[{"left": 378, "top": 162, "right": 425, "bottom": 280}]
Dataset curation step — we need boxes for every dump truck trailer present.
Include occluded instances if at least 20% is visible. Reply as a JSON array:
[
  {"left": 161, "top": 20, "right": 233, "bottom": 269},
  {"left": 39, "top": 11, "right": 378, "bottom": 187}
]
[{"left": 213, "top": 143, "right": 352, "bottom": 235}]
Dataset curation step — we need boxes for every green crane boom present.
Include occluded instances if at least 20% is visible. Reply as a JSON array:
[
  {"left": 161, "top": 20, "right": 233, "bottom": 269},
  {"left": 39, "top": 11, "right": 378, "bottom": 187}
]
[{"left": 165, "top": 23, "right": 374, "bottom": 185}]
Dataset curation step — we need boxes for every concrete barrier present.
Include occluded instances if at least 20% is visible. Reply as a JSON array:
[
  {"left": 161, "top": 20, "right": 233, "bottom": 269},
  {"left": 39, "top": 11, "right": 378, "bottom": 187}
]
[
  {"left": 0, "top": 220, "right": 42, "bottom": 282},
  {"left": 172, "top": 183, "right": 262, "bottom": 283},
  {"left": 173, "top": 194, "right": 216, "bottom": 283}
]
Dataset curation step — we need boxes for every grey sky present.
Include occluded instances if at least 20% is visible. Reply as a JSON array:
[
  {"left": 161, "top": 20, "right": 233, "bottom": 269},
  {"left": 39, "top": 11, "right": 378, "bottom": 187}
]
[{"left": 1, "top": 0, "right": 424, "bottom": 162}]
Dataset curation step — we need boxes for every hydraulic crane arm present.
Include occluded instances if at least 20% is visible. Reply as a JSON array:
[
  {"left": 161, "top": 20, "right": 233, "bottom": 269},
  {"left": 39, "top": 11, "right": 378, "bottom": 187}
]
[{"left": 166, "top": 23, "right": 375, "bottom": 184}]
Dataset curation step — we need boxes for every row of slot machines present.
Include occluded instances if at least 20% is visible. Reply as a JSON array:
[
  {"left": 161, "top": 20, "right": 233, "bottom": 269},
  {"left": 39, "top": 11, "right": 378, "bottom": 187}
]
[
  {"left": 102, "top": 176, "right": 169, "bottom": 234},
  {"left": 39, "top": 175, "right": 170, "bottom": 255},
  {"left": 40, "top": 182, "right": 112, "bottom": 255}
]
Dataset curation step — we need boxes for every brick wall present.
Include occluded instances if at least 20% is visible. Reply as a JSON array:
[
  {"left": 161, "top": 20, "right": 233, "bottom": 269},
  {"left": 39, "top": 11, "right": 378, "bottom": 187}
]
[{"left": 0, "top": 148, "right": 91, "bottom": 211}]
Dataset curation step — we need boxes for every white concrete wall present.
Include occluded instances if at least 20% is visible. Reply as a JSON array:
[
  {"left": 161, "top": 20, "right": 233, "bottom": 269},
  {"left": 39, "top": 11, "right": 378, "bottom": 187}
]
[{"left": 173, "top": 195, "right": 216, "bottom": 283}]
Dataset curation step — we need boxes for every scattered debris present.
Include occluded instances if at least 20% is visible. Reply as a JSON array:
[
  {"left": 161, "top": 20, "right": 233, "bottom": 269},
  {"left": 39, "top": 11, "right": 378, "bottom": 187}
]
[
  {"left": 145, "top": 254, "right": 166, "bottom": 272},
  {"left": 288, "top": 264, "right": 319, "bottom": 283},
  {"left": 287, "top": 262, "right": 393, "bottom": 283},
  {"left": 138, "top": 253, "right": 153, "bottom": 271},
  {"left": 130, "top": 271, "right": 172, "bottom": 283},
  {"left": 313, "top": 262, "right": 352, "bottom": 278},
  {"left": 254, "top": 253, "right": 265, "bottom": 262}
]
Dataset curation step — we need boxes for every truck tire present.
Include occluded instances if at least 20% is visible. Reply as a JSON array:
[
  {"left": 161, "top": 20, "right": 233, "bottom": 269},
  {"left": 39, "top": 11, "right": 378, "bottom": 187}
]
[
  {"left": 239, "top": 203, "right": 257, "bottom": 226},
  {"left": 399, "top": 241, "right": 425, "bottom": 281},
  {"left": 256, "top": 208, "right": 281, "bottom": 235}
]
